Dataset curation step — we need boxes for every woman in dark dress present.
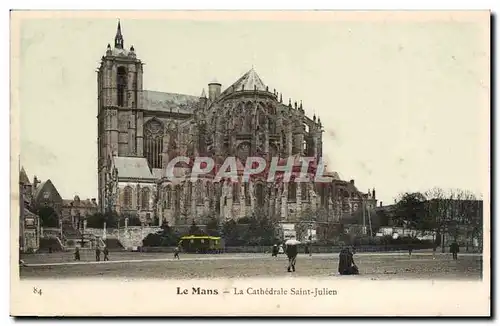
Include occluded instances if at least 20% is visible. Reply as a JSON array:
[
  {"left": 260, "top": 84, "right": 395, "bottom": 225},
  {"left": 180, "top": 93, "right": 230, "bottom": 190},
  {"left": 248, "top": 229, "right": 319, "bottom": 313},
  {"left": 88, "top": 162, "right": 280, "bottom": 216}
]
[{"left": 338, "top": 248, "right": 359, "bottom": 275}]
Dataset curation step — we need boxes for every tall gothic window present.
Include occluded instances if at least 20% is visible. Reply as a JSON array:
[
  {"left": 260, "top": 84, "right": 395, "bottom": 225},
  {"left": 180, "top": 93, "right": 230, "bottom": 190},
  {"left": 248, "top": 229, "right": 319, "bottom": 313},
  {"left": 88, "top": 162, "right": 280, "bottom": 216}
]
[
  {"left": 244, "top": 183, "right": 251, "bottom": 206},
  {"left": 207, "top": 183, "right": 214, "bottom": 209},
  {"left": 117, "top": 66, "right": 127, "bottom": 107},
  {"left": 123, "top": 186, "right": 133, "bottom": 209},
  {"left": 144, "top": 119, "right": 164, "bottom": 169},
  {"left": 141, "top": 187, "right": 150, "bottom": 210},
  {"left": 232, "top": 183, "right": 240, "bottom": 203},
  {"left": 196, "top": 180, "right": 203, "bottom": 205},
  {"left": 255, "top": 183, "right": 265, "bottom": 207},
  {"left": 301, "top": 183, "right": 309, "bottom": 201},
  {"left": 198, "top": 123, "right": 207, "bottom": 155},
  {"left": 185, "top": 182, "right": 192, "bottom": 206},
  {"left": 281, "top": 131, "right": 287, "bottom": 154},
  {"left": 174, "top": 185, "right": 181, "bottom": 212},
  {"left": 166, "top": 185, "right": 172, "bottom": 209},
  {"left": 288, "top": 183, "right": 297, "bottom": 202}
]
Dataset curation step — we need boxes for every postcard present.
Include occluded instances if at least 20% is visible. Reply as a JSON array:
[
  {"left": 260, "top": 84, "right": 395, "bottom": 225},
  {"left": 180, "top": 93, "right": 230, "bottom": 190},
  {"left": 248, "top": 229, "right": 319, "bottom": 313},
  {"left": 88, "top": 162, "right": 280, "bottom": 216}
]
[{"left": 10, "top": 10, "right": 490, "bottom": 317}]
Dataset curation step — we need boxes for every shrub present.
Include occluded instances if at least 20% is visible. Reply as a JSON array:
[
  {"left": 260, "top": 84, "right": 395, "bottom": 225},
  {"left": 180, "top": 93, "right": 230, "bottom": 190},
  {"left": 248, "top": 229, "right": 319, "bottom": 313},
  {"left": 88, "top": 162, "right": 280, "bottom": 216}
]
[{"left": 142, "top": 233, "right": 162, "bottom": 247}]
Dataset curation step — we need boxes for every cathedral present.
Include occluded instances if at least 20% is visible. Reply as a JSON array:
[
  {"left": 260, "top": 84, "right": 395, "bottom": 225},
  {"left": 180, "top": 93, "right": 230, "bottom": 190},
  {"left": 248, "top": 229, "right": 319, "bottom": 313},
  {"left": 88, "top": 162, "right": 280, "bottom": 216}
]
[{"left": 97, "top": 22, "right": 377, "bottom": 227}]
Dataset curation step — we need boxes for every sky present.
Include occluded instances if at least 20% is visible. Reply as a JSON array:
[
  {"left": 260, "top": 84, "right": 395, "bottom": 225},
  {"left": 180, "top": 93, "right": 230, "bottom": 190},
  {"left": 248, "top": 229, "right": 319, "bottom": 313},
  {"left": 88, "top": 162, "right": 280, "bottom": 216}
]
[{"left": 15, "top": 12, "right": 489, "bottom": 205}]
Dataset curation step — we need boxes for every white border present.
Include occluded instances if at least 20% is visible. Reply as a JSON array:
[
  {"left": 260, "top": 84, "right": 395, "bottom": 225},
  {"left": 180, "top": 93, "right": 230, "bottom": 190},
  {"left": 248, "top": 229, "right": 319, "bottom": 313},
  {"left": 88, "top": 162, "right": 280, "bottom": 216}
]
[{"left": 3, "top": 1, "right": 497, "bottom": 324}]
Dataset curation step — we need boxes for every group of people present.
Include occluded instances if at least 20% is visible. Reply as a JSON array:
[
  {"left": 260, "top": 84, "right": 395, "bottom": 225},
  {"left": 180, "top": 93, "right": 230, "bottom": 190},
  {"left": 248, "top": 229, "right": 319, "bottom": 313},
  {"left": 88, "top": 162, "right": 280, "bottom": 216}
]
[
  {"left": 272, "top": 236, "right": 360, "bottom": 275},
  {"left": 74, "top": 246, "right": 110, "bottom": 262}
]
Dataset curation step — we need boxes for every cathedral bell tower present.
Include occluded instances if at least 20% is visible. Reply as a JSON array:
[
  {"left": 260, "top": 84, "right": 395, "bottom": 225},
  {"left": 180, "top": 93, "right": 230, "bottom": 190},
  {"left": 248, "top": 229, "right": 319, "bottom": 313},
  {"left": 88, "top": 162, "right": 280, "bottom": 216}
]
[{"left": 97, "top": 20, "right": 144, "bottom": 212}]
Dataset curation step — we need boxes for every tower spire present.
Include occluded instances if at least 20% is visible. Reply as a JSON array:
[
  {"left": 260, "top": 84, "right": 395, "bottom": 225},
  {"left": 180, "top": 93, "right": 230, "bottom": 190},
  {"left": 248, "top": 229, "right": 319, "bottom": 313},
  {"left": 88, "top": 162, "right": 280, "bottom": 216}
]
[{"left": 114, "top": 20, "right": 124, "bottom": 49}]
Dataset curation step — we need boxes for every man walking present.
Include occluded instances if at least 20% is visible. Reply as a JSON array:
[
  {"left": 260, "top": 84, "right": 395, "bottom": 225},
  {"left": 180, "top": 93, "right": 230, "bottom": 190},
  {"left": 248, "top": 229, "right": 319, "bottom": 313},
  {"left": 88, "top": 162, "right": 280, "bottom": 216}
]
[
  {"left": 103, "top": 246, "right": 109, "bottom": 261},
  {"left": 174, "top": 246, "right": 180, "bottom": 260},
  {"left": 74, "top": 247, "right": 80, "bottom": 261},
  {"left": 450, "top": 241, "right": 460, "bottom": 260},
  {"left": 95, "top": 246, "right": 101, "bottom": 262},
  {"left": 285, "top": 237, "right": 300, "bottom": 273}
]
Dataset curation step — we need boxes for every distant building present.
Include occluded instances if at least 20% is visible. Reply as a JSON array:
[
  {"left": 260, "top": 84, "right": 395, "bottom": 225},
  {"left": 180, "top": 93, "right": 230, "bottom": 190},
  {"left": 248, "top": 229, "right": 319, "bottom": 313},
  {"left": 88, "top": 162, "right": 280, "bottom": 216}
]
[
  {"left": 61, "top": 196, "right": 98, "bottom": 228},
  {"left": 19, "top": 167, "right": 99, "bottom": 247},
  {"left": 19, "top": 167, "right": 40, "bottom": 253}
]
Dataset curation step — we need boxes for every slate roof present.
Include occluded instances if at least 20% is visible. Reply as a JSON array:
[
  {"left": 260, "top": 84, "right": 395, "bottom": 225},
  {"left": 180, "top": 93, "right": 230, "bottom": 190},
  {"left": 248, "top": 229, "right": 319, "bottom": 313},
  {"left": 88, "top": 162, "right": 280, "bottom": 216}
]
[
  {"left": 19, "top": 167, "right": 30, "bottom": 185},
  {"left": 33, "top": 181, "right": 47, "bottom": 200},
  {"left": 113, "top": 156, "right": 154, "bottom": 180},
  {"left": 110, "top": 47, "right": 130, "bottom": 57},
  {"left": 143, "top": 90, "right": 199, "bottom": 114},
  {"left": 33, "top": 179, "right": 62, "bottom": 203},
  {"left": 220, "top": 68, "right": 267, "bottom": 97}
]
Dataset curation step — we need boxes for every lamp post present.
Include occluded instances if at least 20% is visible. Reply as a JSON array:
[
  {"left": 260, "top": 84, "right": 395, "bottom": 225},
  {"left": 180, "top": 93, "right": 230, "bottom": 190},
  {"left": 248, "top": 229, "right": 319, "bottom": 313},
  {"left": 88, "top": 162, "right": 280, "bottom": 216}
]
[
  {"left": 106, "top": 167, "right": 118, "bottom": 215},
  {"left": 77, "top": 212, "right": 84, "bottom": 248}
]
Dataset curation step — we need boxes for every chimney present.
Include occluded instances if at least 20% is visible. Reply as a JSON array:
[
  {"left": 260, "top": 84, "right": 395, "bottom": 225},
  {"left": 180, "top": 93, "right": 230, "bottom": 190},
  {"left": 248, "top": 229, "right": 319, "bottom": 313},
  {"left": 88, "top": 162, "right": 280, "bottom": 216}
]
[
  {"left": 33, "top": 176, "right": 40, "bottom": 189},
  {"left": 372, "top": 188, "right": 376, "bottom": 199},
  {"left": 349, "top": 179, "right": 354, "bottom": 185},
  {"left": 91, "top": 198, "right": 97, "bottom": 205},
  {"left": 208, "top": 79, "right": 221, "bottom": 101},
  {"left": 380, "top": 201, "right": 383, "bottom": 207}
]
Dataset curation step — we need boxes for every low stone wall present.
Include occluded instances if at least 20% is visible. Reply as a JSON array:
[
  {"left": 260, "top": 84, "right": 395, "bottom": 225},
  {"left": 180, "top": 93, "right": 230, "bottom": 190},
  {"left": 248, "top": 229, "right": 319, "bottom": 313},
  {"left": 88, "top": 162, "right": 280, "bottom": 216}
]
[
  {"left": 85, "top": 227, "right": 161, "bottom": 249},
  {"left": 138, "top": 244, "right": 446, "bottom": 254}
]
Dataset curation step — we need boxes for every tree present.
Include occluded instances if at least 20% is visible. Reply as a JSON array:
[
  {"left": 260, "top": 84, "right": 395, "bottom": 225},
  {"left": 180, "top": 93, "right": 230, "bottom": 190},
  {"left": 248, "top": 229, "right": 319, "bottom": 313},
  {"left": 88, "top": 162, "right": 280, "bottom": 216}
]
[
  {"left": 295, "top": 207, "right": 316, "bottom": 242},
  {"left": 222, "top": 219, "right": 241, "bottom": 246},
  {"left": 394, "top": 192, "right": 427, "bottom": 235},
  {"left": 142, "top": 232, "right": 163, "bottom": 247},
  {"left": 161, "top": 220, "right": 172, "bottom": 235},
  {"left": 206, "top": 217, "right": 220, "bottom": 236},
  {"left": 86, "top": 213, "right": 104, "bottom": 228},
  {"left": 258, "top": 216, "right": 278, "bottom": 245},
  {"left": 189, "top": 220, "right": 205, "bottom": 236},
  {"left": 244, "top": 216, "right": 262, "bottom": 246},
  {"left": 38, "top": 206, "right": 59, "bottom": 227},
  {"left": 455, "top": 190, "right": 481, "bottom": 251}
]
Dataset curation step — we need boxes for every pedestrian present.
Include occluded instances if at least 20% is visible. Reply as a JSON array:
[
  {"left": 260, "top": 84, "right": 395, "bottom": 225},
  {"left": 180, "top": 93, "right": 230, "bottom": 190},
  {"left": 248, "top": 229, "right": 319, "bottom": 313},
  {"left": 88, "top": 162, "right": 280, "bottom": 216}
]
[
  {"left": 450, "top": 241, "right": 459, "bottom": 260},
  {"left": 432, "top": 242, "right": 437, "bottom": 259},
  {"left": 174, "top": 246, "right": 180, "bottom": 260},
  {"left": 408, "top": 239, "right": 413, "bottom": 257},
  {"left": 272, "top": 244, "right": 278, "bottom": 257},
  {"left": 95, "top": 246, "right": 101, "bottom": 262},
  {"left": 285, "top": 237, "right": 300, "bottom": 273},
  {"left": 103, "top": 246, "right": 109, "bottom": 261},
  {"left": 278, "top": 244, "right": 284, "bottom": 255},
  {"left": 338, "top": 247, "right": 359, "bottom": 275},
  {"left": 74, "top": 247, "right": 80, "bottom": 261}
]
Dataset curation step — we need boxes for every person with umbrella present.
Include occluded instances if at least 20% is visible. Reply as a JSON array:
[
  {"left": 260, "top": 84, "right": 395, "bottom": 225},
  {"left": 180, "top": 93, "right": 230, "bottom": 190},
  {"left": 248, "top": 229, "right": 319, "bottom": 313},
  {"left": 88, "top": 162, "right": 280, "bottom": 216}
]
[{"left": 285, "top": 236, "right": 301, "bottom": 273}]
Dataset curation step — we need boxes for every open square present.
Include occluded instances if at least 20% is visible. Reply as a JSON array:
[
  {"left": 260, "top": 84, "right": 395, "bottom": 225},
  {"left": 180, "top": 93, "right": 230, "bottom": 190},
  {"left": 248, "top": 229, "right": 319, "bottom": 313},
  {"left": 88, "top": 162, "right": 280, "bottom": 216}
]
[{"left": 20, "top": 251, "right": 482, "bottom": 280}]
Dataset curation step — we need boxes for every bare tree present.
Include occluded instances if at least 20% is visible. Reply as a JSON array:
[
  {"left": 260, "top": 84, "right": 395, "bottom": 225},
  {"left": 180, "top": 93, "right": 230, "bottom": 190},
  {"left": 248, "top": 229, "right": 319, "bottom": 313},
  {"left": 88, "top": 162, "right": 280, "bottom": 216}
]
[
  {"left": 425, "top": 187, "right": 482, "bottom": 252},
  {"left": 455, "top": 189, "right": 481, "bottom": 252}
]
